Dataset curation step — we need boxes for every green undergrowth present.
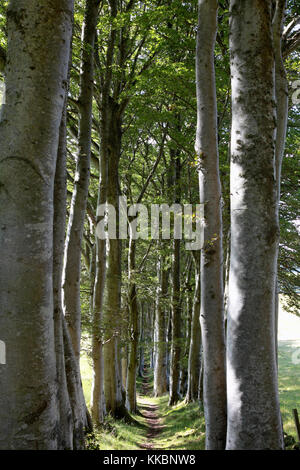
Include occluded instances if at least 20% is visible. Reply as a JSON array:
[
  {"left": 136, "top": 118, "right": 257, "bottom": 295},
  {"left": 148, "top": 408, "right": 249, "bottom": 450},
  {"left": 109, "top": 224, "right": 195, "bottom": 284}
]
[
  {"left": 152, "top": 395, "right": 206, "bottom": 450},
  {"left": 80, "top": 340, "right": 300, "bottom": 450},
  {"left": 278, "top": 340, "right": 300, "bottom": 441},
  {"left": 86, "top": 412, "right": 147, "bottom": 450}
]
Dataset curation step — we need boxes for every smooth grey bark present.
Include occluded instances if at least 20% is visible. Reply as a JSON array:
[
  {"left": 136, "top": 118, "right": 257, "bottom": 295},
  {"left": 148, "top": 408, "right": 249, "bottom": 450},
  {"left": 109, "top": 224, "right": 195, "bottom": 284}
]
[
  {"left": 154, "top": 255, "right": 169, "bottom": 396},
  {"left": 53, "top": 104, "right": 74, "bottom": 450},
  {"left": 180, "top": 259, "right": 193, "bottom": 397},
  {"left": 138, "top": 303, "right": 145, "bottom": 377},
  {"left": 122, "top": 344, "right": 128, "bottom": 387},
  {"left": 166, "top": 306, "right": 172, "bottom": 389},
  {"left": 169, "top": 151, "right": 182, "bottom": 406},
  {"left": 196, "top": 0, "right": 227, "bottom": 449},
  {"left": 0, "top": 0, "right": 73, "bottom": 449},
  {"left": 126, "top": 236, "right": 139, "bottom": 413},
  {"left": 96, "top": 0, "right": 129, "bottom": 420},
  {"left": 186, "top": 259, "right": 202, "bottom": 403},
  {"left": 273, "top": 0, "right": 289, "bottom": 363},
  {"left": 54, "top": 107, "right": 92, "bottom": 449},
  {"left": 223, "top": 228, "right": 230, "bottom": 333},
  {"left": 91, "top": 122, "right": 107, "bottom": 424},
  {"left": 226, "top": 0, "right": 284, "bottom": 450},
  {"left": 63, "top": 0, "right": 99, "bottom": 362},
  {"left": 62, "top": 315, "right": 93, "bottom": 444},
  {"left": 102, "top": 102, "right": 126, "bottom": 417},
  {"left": 198, "top": 352, "right": 204, "bottom": 404}
]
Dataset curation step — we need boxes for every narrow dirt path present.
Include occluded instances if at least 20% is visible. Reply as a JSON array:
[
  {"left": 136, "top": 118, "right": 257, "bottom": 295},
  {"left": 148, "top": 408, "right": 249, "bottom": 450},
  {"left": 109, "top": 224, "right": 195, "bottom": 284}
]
[{"left": 138, "top": 371, "right": 164, "bottom": 450}]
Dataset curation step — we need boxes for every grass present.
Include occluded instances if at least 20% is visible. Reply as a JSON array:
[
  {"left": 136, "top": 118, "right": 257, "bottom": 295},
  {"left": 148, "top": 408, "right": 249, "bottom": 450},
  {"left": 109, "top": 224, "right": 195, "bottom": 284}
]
[
  {"left": 80, "top": 340, "right": 300, "bottom": 449},
  {"left": 81, "top": 354, "right": 148, "bottom": 450},
  {"left": 80, "top": 353, "right": 93, "bottom": 409},
  {"left": 151, "top": 395, "right": 205, "bottom": 450},
  {"left": 87, "top": 414, "right": 147, "bottom": 450},
  {"left": 278, "top": 340, "right": 300, "bottom": 440}
]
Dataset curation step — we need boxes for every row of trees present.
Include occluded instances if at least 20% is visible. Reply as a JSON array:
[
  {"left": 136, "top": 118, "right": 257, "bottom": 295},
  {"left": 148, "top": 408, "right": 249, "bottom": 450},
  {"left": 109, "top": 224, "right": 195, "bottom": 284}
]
[{"left": 0, "top": 0, "right": 299, "bottom": 450}]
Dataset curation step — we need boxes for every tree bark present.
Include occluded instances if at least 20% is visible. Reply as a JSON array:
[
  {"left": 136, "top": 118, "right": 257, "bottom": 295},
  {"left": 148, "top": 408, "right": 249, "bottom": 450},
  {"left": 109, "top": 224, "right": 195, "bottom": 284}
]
[
  {"left": 272, "top": 0, "right": 288, "bottom": 366},
  {"left": 0, "top": 0, "right": 73, "bottom": 449},
  {"left": 138, "top": 303, "right": 145, "bottom": 377},
  {"left": 53, "top": 103, "right": 74, "bottom": 450},
  {"left": 169, "top": 151, "right": 182, "bottom": 406},
  {"left": 126, "top": 236, "right": 139, "bottom": 413},
  {"left": 196, "top": 0, "right": 227, "bottom": 449},
  {"left": 91, "top": 172, "right": 106, "bottom": 424},
  {"left": 186, "top": 259, "right": 202, "bottom": 403},
  {"left": 154, "top": 254, "right": 169, "bottom": 396},
  {"left": 226, "top": 0, "right": 284, "bottom": 449},
  {"left": 102, "top": 100, "right": 126, "bottom": 417},
  {"left": 63, "top": 0, "right": 99, "bottom": 362}
]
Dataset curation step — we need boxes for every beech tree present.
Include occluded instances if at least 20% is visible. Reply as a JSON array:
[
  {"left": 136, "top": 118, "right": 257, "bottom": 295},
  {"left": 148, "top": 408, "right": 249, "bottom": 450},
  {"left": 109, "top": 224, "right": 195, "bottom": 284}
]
[
  {"left": 0, "top": 0, "right": 298, "bottom": 452},
  {"left": 196, "top": 0, "right": 227, "bottom": 449},
  {"left": 226, "top": 0, "right": 284, "bottom": 450},
  {"left": 63, "top": 0, "right": 100, "bottom": 363},
  {"left": 0, "top": 0, "right": 81, "bottom": 449}
]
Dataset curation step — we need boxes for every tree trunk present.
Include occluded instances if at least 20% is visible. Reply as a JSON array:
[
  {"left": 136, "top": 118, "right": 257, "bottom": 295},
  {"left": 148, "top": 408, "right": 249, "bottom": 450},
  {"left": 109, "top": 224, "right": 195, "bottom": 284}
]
[
  {"left": 272, "top": 0, "right": 288, "bottom": 366},
  {"left": 54, "top": 103, "right": 78, "bottom": 450},
  {"left": 126, "top": 237, "right": 139, "bottom": 413},
  {"left": 226, "top": 0, "right": 284, "bottom": 449},
  {"left": 186, "top": 261, "right": 201, "bottom": 403},
  {"left": 0, "top": 0, "right": 73, "bottom": 449},
  {"left": 102, "top": 101, "right": 127, "bottom": 418},
  {"left": 138, "top": 303, "right": 145, "bottom": 377},
  {"left": 63, "top": 0, "right": 99, "bottom": 362},
  {"left": 154, "top": 255, "right": 168, "bottom": 396},
  {"left": 196, "top": 0, "right": 227, "bottom": 449},
  {"left": 169, "top": 152, "right": 182, "bottom": 406},
  {"left": 122, "top": 345, "right": 128, "bottom": 387},
  {"left": 91, "top": 113, "right": 107, "bottom": 424}
]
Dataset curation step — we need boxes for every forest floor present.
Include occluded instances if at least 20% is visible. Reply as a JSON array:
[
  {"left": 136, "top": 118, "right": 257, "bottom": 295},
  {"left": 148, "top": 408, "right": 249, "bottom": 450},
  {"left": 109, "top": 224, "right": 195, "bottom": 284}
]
[
  {"left": 81, "top": 340, "right": 300, "bottom": 450},
  {"left": 138, "top": 371, "right": 164, "bottom": 449}
]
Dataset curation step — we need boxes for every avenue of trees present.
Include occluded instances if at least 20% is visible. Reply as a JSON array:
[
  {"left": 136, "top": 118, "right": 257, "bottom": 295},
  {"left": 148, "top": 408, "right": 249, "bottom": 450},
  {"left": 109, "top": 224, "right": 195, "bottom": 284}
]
[{"left": 0, "top": 0, "right": 299, "bottom": 450}]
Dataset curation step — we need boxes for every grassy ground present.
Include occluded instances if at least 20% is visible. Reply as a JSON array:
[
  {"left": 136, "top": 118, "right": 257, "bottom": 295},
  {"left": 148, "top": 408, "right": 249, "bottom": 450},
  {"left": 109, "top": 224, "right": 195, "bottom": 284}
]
[
  {"left": 80, "top": 340, "right": 300, "bottom": 450},
  {"left": 149, "top": 395, "right": 205, "bottom": 450},
  {"left": 278, "top": 340, "right": 300, "bottom": 440}
]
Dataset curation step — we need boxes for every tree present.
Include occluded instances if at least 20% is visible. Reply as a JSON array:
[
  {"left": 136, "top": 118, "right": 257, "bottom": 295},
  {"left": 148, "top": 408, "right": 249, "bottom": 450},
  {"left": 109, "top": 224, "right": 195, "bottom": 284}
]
[
  {"left": 63, "top": 0, "right": 100, "bottom": 363},
  {"left": 185, "top": 254, "right": 201, "bottom": 403},
  {"left": 169, "top": 147, "right": 182, "bottom": 406},
  {"left": 196, "top": 0, "right": 227, "bottom": 449},
  {"left": 226, "top": 0, "right": 284, "bottom": 449},
  {"left": 154, "top": 250, "right": 169, "bottom": 396},
  {"left": 0, "top": 0, "right": 76, "bottom": 449}
]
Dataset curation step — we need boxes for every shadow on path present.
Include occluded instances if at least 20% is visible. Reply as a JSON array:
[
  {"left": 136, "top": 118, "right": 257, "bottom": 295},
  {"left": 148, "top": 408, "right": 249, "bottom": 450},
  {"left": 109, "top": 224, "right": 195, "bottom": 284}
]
[{"left": 138, "top": 369, "right": 164, "bottom": 450}]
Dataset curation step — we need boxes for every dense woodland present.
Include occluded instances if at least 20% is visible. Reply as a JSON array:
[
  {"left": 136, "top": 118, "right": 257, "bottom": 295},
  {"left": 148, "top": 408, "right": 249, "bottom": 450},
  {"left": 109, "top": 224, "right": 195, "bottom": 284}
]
[{"left": 0, "top": 0, "right": 299, "bottom": 451}]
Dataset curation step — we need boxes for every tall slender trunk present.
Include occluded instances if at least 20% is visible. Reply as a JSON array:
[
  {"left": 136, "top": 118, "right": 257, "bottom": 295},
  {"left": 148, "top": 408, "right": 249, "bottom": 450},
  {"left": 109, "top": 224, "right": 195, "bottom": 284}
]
[
  {"left": 0, "top": 0, "right": 73, "bottom": 449},
  {"left": 226, "top": 0, "right": 283, "bottom": 449},
  {"left": 138, "top": 303, "right": 145, "bottom": 377},
  {"left": 272, "top": 0, "right": 288, "bottom": 364},
  {"left": 91, "top": 152, "right": 107, "bottom": 424},
  {"left": 154, "top": 254, "right": 168, "bottom": 396},
  {"left": 126, "top": 236, "right": 139, "bottom": 413},
  {"left": 122, "top": 344, "right": 128, "bottom": 387},
  {"left": 196, "top": 0, "right": 227, "bottom": 449},
  {"left": 55, "top": 108, "right": 92, "bottom": 448},
  {"left": 166, "top": 306, "right": 172, "bottom": 390},
  {"left": 169, "top": 152, "right": 182, "bottom": 406},
  {"left": 63, "top": 0, "right": 99, "bottom": 362},
  {"left": 102, "top": 101, "right": 126, "bottom": 417},
  {"left": 180, "top": 260, "right": 193, "bottom": 397},
  {"left": 186, "top": 259, "right": 201, "bottom": 403},
  {"left": 53, "top": 106, "right": 74, "bottom": 449}
]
